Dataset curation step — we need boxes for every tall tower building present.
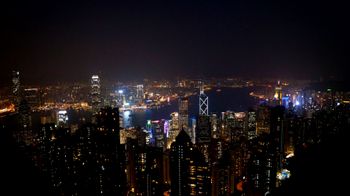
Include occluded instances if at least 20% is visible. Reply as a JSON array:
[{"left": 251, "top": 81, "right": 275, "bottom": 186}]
[
  {"left": 210, "top": 114, "right": 218, "bottom": 139},
  {"left": 136, "top": 84, "right": 144, "bottom": 103},
  {"left": 195, "top": 115, "right": 211, "bottom": 163},
  {"left": 10, "top": 70, "right": 33, "bottom": 146},
  {"left": 95, "top": 107, "right": 126, "bottom": 194},
  {"left": 246, "top": 110, "right": 257, "bottom": 140},
  {"left": 196, "top": 115, "right": 211, "bottom": 144},
  {"left": 57, "top": 110, "right": 69, "bottom": 127},
  {"left": 170, "top": 129, "right": 192, "bottom": 196},
  {"left": 270, "top": 106, "right": 285, "bottom": 171},
  {"left": 12, "top": 70, "right": 21, "bottom": 110},
  {"left": 170, "top": 129, "right": 210, "bottom": 195},
  {"left": 274, "top": 81, "right": 283, "bottom": 105},
  {"left": 91, "top": 75, "right": 102, "bottom": 114},
  {"left": 178, "top": 97, "right": 189, "bottom": 133},
  {"left": 199, "top": 81, "right": 208, "bottom": 116},
  {"left": 167, "top": 112, "right": 180, "bottom": 148}
]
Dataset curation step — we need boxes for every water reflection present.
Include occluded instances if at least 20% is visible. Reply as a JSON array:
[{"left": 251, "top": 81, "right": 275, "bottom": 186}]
[{"left": 121, "top": 87, "right": 257, "bottom": 128}]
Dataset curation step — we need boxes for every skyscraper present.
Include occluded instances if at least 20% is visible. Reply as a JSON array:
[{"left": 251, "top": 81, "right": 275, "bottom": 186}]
[
  {"left": 195, "top": 115, "right": 211, "bottom": 163},
  {"left": 246, "top": 110, "right": 257, "bottom": 140},
  {"left": 136, "top": 84, "right": 144, "bottom": 103},
  {"left": 24, "top": 88, "right": 41, "bottom": 108},
  {"left": 95, "top": 107, "right": 126, "bottom": 195},
  {"left": 57, "top": 110, "right": 68, "bottom": 127},
  {"left": 91, "top": 75, "right": 102, "bottom": 114},
  {"left": 170, "top": 129, "right": 210, "bottom": 195},
  {"left": 167, "top": 112, "right": 179, "bottom": 148},
  {"left": 178, "top": 97, "right": 189, "bottom": 133},
  {"left": 12, "top": 70, "right": 21, "bottom": 110},
  {"left": 199, "top": 81, "right": 209, "bottom": 116},
  {"left": 274, "top": 81, "right": 283, "bottom": 105},
  {"left": 210, "top": 114, "right": 218, "bottom": 139},
  {"left": 270, "top": 106, "right": 285, "bottom": 171},
  {"left": 196, "top": 115, "right": 211, "bottom": 144},
  {"left": 170, "top": 129, "right": 192, "bottom": 196}
]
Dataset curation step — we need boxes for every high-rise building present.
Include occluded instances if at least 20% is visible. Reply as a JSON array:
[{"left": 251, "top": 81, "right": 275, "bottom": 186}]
[
  {"left": 170, "top": 129, "right": 210, "bottom": 196},
  {"left": 270, "top": 106, "right": 285, "bottom": 171},
  {"left": 178, "top": 97, "right": 189, "bottom": 133},
  {"left": 57, "top": 110, "right": 68, "bottom": 127},
  {"left": 170, "top": 129, "right": 192, "bottom": 196},
  {"left": 12, "top": 70, "right": 21, "bottom": 110},
  {"left": 211, "top": 153, "right": 233, "bottom": 196},
  {"left": 10, "top": 71, "right": 34, "bottom": 146},
  {"left": 115, "top": 89, "right": 125, "bottom": 107},
  {"left": 256, "top": 105, "right": 270, "bottom": 135},
  {"left": 246, "top": 110, "right": 257, "bottom": 140},
  {"left": 17, "top": 99, "right": 32, "bottom": 145},
  {"left": 199, "top": 82, "right": 208, "bottom": 116},
  {"left": 24, "top": 88, "right": 41, "bottom": 109},
  {"left": 91, "top": 75, "right": 102, "bottom": 114},
  {"left": 96, "top": 107, "right": 120, "bottom": 136},
  {"left": 196, "top": 115, "right": 211, "bottom": 144},
  {"left": 196, "top": 115, "right": 211, "bottom": 163},
  {"left": 191, "top": 118, "right": 196, "bottom": 144},
  {"left": 188, "top": 148, "right": 211, "bottom": 195},
  {"left": 136, "top": 84, "right": 144, "bottom": 103},
  {"left": 210, "top": 114, "right": 218, "bottom": 139},
  {"left": 95, "top": 107, "right": 126, "bottom": 195},
  {"left": 167, "top": 112, "right": 179, "bottom": 148},
  {"left": 274, "top": 81, "right": 283, "bottom": 105},
  {"left": 147, "top": 120, "right": 166, "bottom": 149},
  {"left": 247, "top": 136, "right": 277, "bottom": 195}
]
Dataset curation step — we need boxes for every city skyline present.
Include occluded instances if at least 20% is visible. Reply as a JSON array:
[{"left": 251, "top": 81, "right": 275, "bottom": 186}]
[
  {"left": 1, "top": 0, "right": 349, "bottom": 85},
  {"left": 1, "top": 1, "right": 349, "bottom": 195},
  {"left": 1, "top": 68, "right": 348, "bottom": 195}
]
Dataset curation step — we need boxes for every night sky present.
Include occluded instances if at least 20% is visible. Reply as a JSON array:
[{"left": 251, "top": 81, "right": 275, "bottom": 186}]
[{"left": 1, "top": 0, "right": 349, "bottom": 85}]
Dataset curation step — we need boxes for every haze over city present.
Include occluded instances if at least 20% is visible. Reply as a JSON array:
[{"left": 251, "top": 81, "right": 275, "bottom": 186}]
[{"left": 1, "top": 0, "right": 349, "bottom": 85}]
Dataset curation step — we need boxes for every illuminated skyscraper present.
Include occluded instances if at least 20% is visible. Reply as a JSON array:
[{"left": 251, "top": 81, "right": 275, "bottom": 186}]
[
  {"left": 57, "top": 110, "right": 68, "bottom": 127},
  {"left": 199, "top": 81, "right": 208, "bottom": 116},
  {"left": 91, "top": 75, "right": 101, "bottom": 113},
  {"left": 136, "top": 84, "right": 144, "bottom": 103},
  {"left": 10, "top": 70, "right": 33, "bottom": 146},
  {"left": 246, "top": 110, "right": 257, "bottom": 140},
  {"left": 256, "top": 105, "right": 270, "bottom": 135},
  {"left": 274, "top": 81, "right": 283, "bottom": 105},
  {"left": 167, "top": 112, "right": 179, "bottom": 148},
  {"left": 12, "top": 70, "right": 21, "bottom": 110},
  {"left": 178, "top": 97, "right": 189, "bottom": 132},
  {"left": 196, "top": 115, "right": 211, "bottom": 144},
  {"left": 191, "top": 118, "right": 196, "bottom": 144},
  {"left": 115, "top": 89, "right": 125, "bottom": 107},
  {"left": 195, "top": 115, "right": 211, "bottom": 163},
  {"left": 147, "top": 120, "right": 166, "bottom": 148},
  {"left": 210, "top": 114, "right": 218, "bottom": 139}
]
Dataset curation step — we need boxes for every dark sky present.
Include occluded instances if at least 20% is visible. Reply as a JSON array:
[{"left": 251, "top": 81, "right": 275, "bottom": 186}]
[{"left": 1, "top": 0, "right": 349, "bottom": 85}]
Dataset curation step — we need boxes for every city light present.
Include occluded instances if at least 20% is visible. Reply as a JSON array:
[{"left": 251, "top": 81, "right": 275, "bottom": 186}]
[
  {"left": 277, "top": 169, "right": 291, "bottom": 181},
  {"left": 1, "top": 1, "right": 347, "bottom": 194}
]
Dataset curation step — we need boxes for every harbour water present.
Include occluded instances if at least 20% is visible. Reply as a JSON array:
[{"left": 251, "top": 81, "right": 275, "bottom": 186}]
[{"left": 123, "top": 87, "right": 258, "bottom": 127}]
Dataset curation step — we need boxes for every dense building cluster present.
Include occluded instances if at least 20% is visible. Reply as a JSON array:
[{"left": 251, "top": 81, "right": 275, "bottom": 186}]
[{"left": 0, "top": 72, "right": 349, "bottom": 195}]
